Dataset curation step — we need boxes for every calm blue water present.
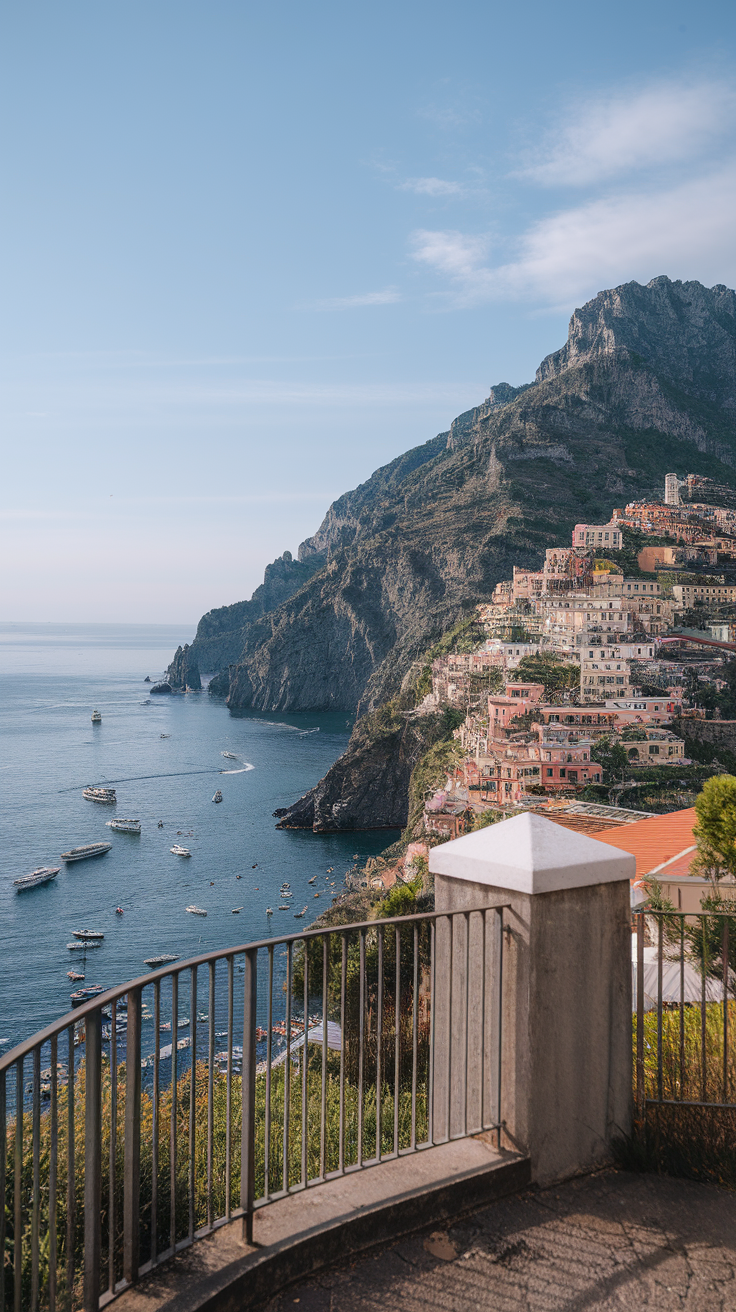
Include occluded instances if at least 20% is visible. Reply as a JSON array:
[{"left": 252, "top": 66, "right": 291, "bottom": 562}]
[{"left": 0, "top": 623, "right": 397, "bottom": 1051}]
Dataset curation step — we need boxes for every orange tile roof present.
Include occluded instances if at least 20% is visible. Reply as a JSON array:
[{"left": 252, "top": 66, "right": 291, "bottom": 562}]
[{"left": 589, "top": 807, "right": 697, "bottom": 880}]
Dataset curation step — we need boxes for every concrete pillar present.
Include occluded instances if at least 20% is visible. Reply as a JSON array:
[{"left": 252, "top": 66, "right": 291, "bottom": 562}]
[{"left": 429, "top": 812, "right": 634, "bottom": 1185}]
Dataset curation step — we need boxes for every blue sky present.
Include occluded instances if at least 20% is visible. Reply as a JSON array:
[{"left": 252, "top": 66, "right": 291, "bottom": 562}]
[{"left": 2, "top": 0, "right": 735, "bottom": 624}]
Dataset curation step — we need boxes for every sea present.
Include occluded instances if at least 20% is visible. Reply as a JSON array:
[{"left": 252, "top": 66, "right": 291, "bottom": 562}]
[{"left": 0, "top": 623, "right": 398, "bottom": 1052}]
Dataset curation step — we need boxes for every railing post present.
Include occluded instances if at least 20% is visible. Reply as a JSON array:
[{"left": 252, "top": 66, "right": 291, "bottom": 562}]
[
  {"left": 430, "top": 812, "right": 634, "bottom": 1185},
  {"left": 123, "top": 988, "right": 142, "bottom": 1285},
  {"left": 84, "top": 1010, "right": 102, "bottom": 1312},
  {"left": 241, "top": 949, "right": 257, "bottom": 1245}
]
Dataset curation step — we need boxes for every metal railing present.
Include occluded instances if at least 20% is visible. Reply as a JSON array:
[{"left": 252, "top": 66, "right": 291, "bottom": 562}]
[
  {"left": 634, "top": 908, "right": 735, "bottom": 1116},
  {"left": 0, "top": 905, "right": 504, "bottom": 1312}
]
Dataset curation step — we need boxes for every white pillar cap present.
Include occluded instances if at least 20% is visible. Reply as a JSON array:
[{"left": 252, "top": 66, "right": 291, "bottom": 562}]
[{"left": 429, "top": 812, "right": 635, "bottom": 894}]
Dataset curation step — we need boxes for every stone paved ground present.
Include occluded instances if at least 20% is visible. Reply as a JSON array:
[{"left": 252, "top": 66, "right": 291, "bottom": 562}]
[{"left": 263, "top": 1170, "right": 736, "bottom": 1310}]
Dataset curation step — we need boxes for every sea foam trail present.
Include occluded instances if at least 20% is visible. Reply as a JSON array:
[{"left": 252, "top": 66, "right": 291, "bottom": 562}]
[{"left": 219, "top": 765, "right": 255, "bottom": 774}]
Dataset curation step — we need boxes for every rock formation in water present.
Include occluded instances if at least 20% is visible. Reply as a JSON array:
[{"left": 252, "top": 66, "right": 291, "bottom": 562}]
[
  {"left": 150, "top": 682, "right": 173, "bottom": 695},
  {"left": 171, "top": 277, "right": 736, "bottom": 716},
  {"left": 167, "top": 644, "right": 202, "bottom": 691}
]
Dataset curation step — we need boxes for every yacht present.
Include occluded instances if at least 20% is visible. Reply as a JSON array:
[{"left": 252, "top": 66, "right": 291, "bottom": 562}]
[
  {"left": 222, "top": 751, "right": 238, "bottom": 760},
  {"left": 212, "top": 790, "right": 223, "bottom": 803},
  {"left": 73, "top": 930, "right": 105, "bottom": 940},
  {"left": 71, "top": 985, "right": 105, "bottom": 1005},
  {"left": 170, "top": 845, "right": 191, "bottom": 857},
  {"left": 91, "top": 710, "right": 102, "bottom": 723},
  {"left": 67, "top": 941, "right": 101, "bottom": 950},
  {"left": 106, "top": 818, "right": 141, "bottom": 833},
  {"left": 61, "top": 842, "right": 112, "bottom": 863},
  {"left": 231, "top": 907, "right": 243, "bottom": 913},
  {"left": 83, "top": 787, "right": 116, "bottom": 804},
  {"left": 185, "top": 905, "right": 207, "bottom": 916},
  {"left": 144, "top": 953, "right": 180, "bottom": 966},
  {"left": 14, "top": 867, "right": 60, "bottom": 891}
]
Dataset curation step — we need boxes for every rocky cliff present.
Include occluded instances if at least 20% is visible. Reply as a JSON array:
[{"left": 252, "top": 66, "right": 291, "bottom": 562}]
[
  {"left": 172, "top": 277, "right": 736, "bottom": 713},
  {"left": 166, "top": 550, "right": 325, "bottom": 685}
]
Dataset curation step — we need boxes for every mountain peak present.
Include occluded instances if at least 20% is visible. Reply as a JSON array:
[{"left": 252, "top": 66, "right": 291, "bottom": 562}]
[{"left": 536, "top": 277, "right": 736, "bottom": 395}]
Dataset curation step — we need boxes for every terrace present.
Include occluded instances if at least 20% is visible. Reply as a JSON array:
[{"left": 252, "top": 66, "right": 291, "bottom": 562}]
[{"left": 2, "top": 815, "right": 734, "bottom": 1312}]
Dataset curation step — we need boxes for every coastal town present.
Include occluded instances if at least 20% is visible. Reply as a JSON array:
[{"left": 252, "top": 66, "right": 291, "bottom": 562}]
[{"left": 410, "top": 473, "right": 736, "bottom": 840}]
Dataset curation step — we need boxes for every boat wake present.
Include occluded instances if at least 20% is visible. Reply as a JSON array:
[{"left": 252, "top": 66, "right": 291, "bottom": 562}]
[
  {"left": 219, "top": 765, "right": 255, "bottom": 774},
  {"left": 59, "top": 768, "right": 224, "bottom": 792}
]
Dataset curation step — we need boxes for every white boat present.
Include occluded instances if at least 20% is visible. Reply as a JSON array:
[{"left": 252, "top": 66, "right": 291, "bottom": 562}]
[
  {"left": 144, "top": 954, "right": 180, "bottom": 966},
  {"left": 91, "top": 710, "right": 102, "bottom": 723},
  {"left": 83, "top": 787, "right": 116, "bottom": 804},
  {"left": 308, "top": 876, "right": 316, "bottom": 884},
  {"left": 14, "top": 866, "right": 60, "bottom": 891},
  {"left": 61, "top": 842, "right": 113, "bottom": 863},
  {"left": 73, "top": 930, "right": 105, "bottom": 940},
  {"left": 212, "top": 790, "right": 223, "bottom": 803},
  {"left": 265, "top": 907, "right": 273, "bottom": 915},
  {"left": 221, "top": 752, "right": 238, "bottom": 760},
  {"left": 106, "top": 819, "right": 141, "bottom": 833},
  {"left": 185, "top": 905, "right": 207, "bottom": 916},
  {"left": 67, "top": 941, "right": 101, "bottom": 950},
  {"left": 231, "top": 907, "right": 243, "bottom": 913},
  {"left": 170, "top": 845, "right": 191, "bottom": 857},
  {"left": 160, "top": 734, "right": 170, "bottom": 739}
]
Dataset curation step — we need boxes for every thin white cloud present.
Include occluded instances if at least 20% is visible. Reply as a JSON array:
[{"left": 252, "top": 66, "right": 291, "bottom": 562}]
[
  {"left": 312, "top": 288, "right": 402, "bottom": 310},
  {"left": 411, "top": 230, "right": 491, "bottom": 283},
  {"left": 520, "top": 79, "right": 736, "bottom": 187},
  {"left": 411, "top": 163, "right": 736, "bottom": 307},
  {"left": 400, "top": 177, "right": 465, "bottom": 197}
]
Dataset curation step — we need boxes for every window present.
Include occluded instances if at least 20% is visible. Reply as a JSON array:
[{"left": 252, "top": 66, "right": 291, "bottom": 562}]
[
  {"left": 546, "top": 767, "right": 553, "bottom": 777},
  {"left": 559, "top": 768, "right": 566, "bottom": 778}
]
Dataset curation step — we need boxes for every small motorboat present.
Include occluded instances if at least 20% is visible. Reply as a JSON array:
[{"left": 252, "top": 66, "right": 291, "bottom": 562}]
[
  {"left": 212, "top": 790, "right": 223, "bottom": 804},
  {"left": 67, "top": 941, "right": 101, "bottom": 950},
  {"left": 14, "top": 866, "right": 60, "bottom": 891},
  {"left": 265, "top": 907, "right": 273, "bottom": 915},
  {"left": 185, "top": 905, "right": 207, "bottom": 916},
  {"left": 308, "top": 876, "right": 316, "bottom": 885},
  {"left": 73, "top": 930, "right": 104, "bottom": 940},
  {"left": 91, "top": 710, "right": 102, "bottom": 723},
  {"left": 115, "top": 907, "right": 124, "bottom": 915},
  {"left": 314, "top": 892, "right": 320, "bottom": 897},
  {"left": 294, "top": 907, "right": 307, "bottom": 919},
  {"left": 61, "top": 843, "right": 113, "bottom": 863},
  {"left": 67, "top": 971, "right": 85, "bottom": 981},
  {"left": 170, "top": 846, "right": 191, "bottom": 857},
  {"left": 106, "top": 818, "right": 141, "bottom": 834},
  {"left": 144, "top": 954, "right": 180, "bottom": 966},
  {"left": 71, "top": 985, "right": 105, "bottom": 1005},
  {"left": 158, "top": 820, "right": 164, "bottom": 828},
  {"left": 160, "top": 734, "right": 170, "bottom": 738},
  {"left": 83, "top": 787, "right": 116, "bottom": 804},
  {"left": 222, "top": 752, "right": 238, "bottom": 760},
  {"left": 278, "top": 905, "right": 291, "bottom": 911},
  {"left": 232, "top": 907, "right": 243, "bottom": 913}
]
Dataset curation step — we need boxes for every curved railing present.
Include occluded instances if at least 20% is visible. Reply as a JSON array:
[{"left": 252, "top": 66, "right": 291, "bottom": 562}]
[{"left": 0, "top": 905, "right": 504, "bottom": 1312}]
